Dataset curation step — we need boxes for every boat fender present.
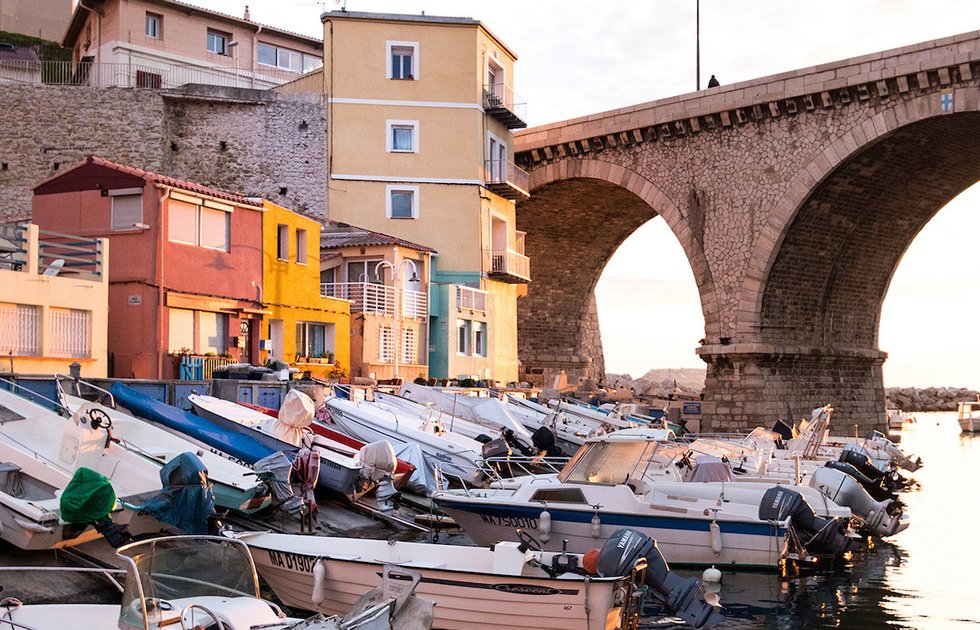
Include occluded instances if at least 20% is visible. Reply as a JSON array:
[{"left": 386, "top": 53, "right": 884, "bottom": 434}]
[
  {"left": 591, "top": 513, "right": 601, "bottom": 538},
  {"left": 13, "top": 517, "right": 54, "bottom": 534},
  {"left": 709, "top": 521, "right": 723, "bottom": 555},
  {"left": 538, "top": 508, "right": 552, "bottom": 544},
  {"left": 702, "top": 565, "right": 721, "bottom": 583},
  {"left": 311, "top": 559, "right": 326, "bottom": 606}
]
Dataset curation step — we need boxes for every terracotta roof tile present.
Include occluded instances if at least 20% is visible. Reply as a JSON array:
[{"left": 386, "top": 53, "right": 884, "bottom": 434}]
[{"left": 319, "top": 221, "right": 436, "bottom": 253}]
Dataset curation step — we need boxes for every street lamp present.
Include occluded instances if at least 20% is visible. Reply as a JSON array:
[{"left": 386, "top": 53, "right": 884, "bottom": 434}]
[
  {"left": 374, "top": 257, "right": 419, "bottom": 382},
  {"left": 227, "top": 40, "right": 239, "bottom": 87}
]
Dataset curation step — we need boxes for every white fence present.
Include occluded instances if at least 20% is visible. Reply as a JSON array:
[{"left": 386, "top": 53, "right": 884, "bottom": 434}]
[
  {"left": 0, "top": 304, "right": 39, "bottom": 356},
  {"left": 321, "top": 282, "right": 427, "bottom": 318}
]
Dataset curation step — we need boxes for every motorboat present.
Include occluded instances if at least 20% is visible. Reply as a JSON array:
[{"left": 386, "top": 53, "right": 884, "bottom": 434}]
[
  {"left": 55, "top": 378, "right": 271, "bottom": 514},
  {"left": 188, "top": 392, "right": 393, "bottom": 499},
  {"left": 433, "top": 433, "right": 855, "bottom": 570},
  {"left": 505, "top": 395, "right": 596, "bottom": 445},
  {"left": 323, "top": 394, "right": 485, "bottom": 484},
  {"left": 241, "top": 400, "right": 417, "bottom": 489},
  {"left": 394, "top": 384, "right": 545, "bottom": 454},
  {"left": 0, "top": 382, "right": 163, "bottom": 550},
  {"left": 0, "top": 534, "right": 433, "bottom": 629},
  {"left": 957, "top": 397, "right": 980, "bottom": 432},
  {"left": 230, "top": 527, "right": 723, "bottom": 629}
]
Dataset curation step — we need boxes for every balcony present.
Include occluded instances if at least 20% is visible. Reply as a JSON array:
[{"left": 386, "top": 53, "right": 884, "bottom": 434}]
[
  {"left": 456, "top": 285, "right": 488, "bottom": 312},
  {"left": 484, "top": 159, "right": 531, "bottom": 201},
  {"left": 320, "top": 282, "right": 427, "bottom": 318},
  {"left": 483, "top": 83, "right": 527, "bottom": 129},
  {"left": 483, "top": 249, "right": 531, "bottom": 284}
]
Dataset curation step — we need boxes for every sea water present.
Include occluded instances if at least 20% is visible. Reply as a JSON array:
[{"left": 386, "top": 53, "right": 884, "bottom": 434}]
[{"left": 645, "top": 412, "right": 980, "bottom": 629}]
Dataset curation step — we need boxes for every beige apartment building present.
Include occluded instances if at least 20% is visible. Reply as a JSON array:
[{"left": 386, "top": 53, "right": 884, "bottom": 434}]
[
  {"left": 62, "top": 0, "right": 322, "bottom": 88},
  {"left": 320, "top": 11, "right": 530, "bottom": 384},
  {"left": 0, "top": 0, "right": 72, "bottom": 41}
]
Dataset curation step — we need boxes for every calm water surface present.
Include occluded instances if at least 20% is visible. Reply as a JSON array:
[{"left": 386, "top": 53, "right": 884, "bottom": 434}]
[{"left": 644, "top": 413, "right": 980, "bottom": 629}]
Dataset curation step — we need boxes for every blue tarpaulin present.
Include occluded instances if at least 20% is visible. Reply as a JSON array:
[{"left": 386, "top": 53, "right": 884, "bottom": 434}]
[{"left": 142, "top": 452, "right": 215, "bottom": 534}]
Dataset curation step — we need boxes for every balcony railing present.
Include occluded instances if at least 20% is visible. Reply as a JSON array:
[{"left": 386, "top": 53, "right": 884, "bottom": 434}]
[
  {"left": 483, "top": 83, "right": 527, "bottom": 129},
  {"left": 0, "top": 59, "right": 313, "bottom": 90},
  {"left": 484, "top": 249, "right": 531, "bottom": 283},
  {"left": 484, "top": 159, "right": 531, "bottom": 200},
  {"left": 456, "top": 285, "right": 488, "bottom": 312},
  {"left": 0, "top": 222, "right": 105, "bottom": 279},
  {"left": 320, "top": 282, "right": 427, "bottom": 318}
]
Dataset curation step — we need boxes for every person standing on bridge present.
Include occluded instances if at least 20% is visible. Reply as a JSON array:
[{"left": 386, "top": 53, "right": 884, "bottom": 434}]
[{"left": 707, "top": 74, "right": 720, "bottom": 88}]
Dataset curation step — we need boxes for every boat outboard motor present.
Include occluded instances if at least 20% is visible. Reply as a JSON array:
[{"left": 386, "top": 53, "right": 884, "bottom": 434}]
[
  {"left": 530, "top": 425, "right": 566, "bottom": 458},
  {"left": 809, "top": 467, "right": 908, "bottom": 537},
  {"left": 865, "top": 431, "right": 924, "bottom": 471},
  {"left": 838, "top": 449, "right": 902, "bottom": 494},
  {"left": 596, "top": 528, "right": 723, "bottom": 628},
  {"left": 758, "top": 487, "right": 852, "bottom": 557},
  {"left": 824, "top": 461, "right": 894, "bottom": 502}
]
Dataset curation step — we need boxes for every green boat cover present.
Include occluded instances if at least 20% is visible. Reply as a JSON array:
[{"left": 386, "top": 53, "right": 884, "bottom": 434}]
[{"left": 60, "top": 467, "right": 116, "bottom": 523}]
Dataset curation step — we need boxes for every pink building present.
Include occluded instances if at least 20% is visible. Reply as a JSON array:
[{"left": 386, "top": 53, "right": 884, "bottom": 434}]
[{"left": 31, "top": 156, "right": 265, "bottom": 379}]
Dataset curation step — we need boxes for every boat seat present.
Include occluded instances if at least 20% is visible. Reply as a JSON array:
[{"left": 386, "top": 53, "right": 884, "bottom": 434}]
[{"left": 0, "top": 461, "right": 24, "bottom": 498}]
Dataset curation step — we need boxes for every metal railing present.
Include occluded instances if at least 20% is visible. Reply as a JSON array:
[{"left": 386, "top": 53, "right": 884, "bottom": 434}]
[
  {"left": 482, "top": 82, "right": 527, "bottom": 121},
  {"left": 0, "top": 304, "right": 39, "bottom": 356},
  {"left": 483, "top": 248, "right": 531, "bottom": 281},
  {"left": 36, "top": 228, "right": 104, "bottom": 278},
  {"left": 320, "top": 282, "right": 427, "bottom": 318},
  {"left": 484, "top": 159, "right": 530, "bottom": 194},
  {"left": 0, "top": 59, "right": 310, "bottom": 90},
  {"left": 174, "top": 354, "right": 236, "bottom": 380},
  {"left": 456, "top": 285, "right": 488, "bottom": 312},
  {"left": 0, "top": 221, "right": 27, "bottom": 272}
]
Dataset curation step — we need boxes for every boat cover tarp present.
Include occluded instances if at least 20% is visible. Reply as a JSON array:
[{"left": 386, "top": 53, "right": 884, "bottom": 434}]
[
  {"left": 393, "top": 442, "right": 436, "bottom": 496},
  {"left": 60, "top": 467, "right": 116, "bottom": 523},
  {"left": 275, "top": 389, "right": 316, "bottom": 446},
  {"left": 142, "top": 452, "right": 215, "bottom": 534},
  {"left": 689, "top": 455, "right": 734, "bottom": 483},
  {"left": 110, "top": 382, "right": 283, "bottom": 465}
]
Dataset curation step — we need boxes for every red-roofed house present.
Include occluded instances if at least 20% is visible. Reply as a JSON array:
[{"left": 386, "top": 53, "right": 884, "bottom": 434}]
[{"left": 31, "top": 156, "right": 265, "bottom": 378}]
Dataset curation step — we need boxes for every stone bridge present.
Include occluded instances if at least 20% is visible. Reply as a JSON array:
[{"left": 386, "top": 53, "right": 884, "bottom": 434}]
[{"left": 514, "top": 31, "right": 980, "bottom": 432}]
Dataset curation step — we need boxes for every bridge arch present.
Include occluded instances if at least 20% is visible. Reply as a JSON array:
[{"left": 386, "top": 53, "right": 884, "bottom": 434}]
[{"left": 516, "top": 158, "right": 716, "bottom": 386}]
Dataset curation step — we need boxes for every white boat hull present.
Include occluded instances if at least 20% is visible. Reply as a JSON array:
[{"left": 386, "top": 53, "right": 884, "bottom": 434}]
[{"left": 239, "top": 533, "right": 630, "bottom": 630}]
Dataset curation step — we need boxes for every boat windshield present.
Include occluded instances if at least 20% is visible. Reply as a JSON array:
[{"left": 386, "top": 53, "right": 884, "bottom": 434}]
[
  {"left": 558, "top": 440, "right": 657, "bottom": 486},
  {"left": 117, "top": 536, "right": 259, "bottom": 630}
]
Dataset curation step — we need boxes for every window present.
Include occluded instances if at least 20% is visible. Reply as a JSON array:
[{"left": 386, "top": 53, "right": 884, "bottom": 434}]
[
  {"left": 386, "top": 185, "right": 418, "bottom": 219},
  {"left": 168, "top": 199, "right": 230, "bottom": 252},
  {"left": 402, "top": 328, "right": 417, "bottom": 365},
  {"left": 379, "top": 324, "right": 393, "bottom": 363},
  {"left": 48, "top": 308, "right": 91, "bottom": 358},
  {"left": 111, "top": 192, "right": 143, "bottom": 231},
  {"left": 387, "top": 120, "right": 418, "bottom": 153},
  {"left": 386, "top": 41, "right": 418, "bottom": 80},
  {"left": 207, "top": 29, "right": 230, "bottom": 55},
  {"left": 277, "top": 224, "right": 289, "bottom": 260},
  {"left": 295, "top": 229, "right": 307, "bottom": 264},
  {"left": 346, "top": 260, "right": 383, "bottom": 284},
  {"left": 457, "top": 320, "right": 469, "bottom": 355},
  {"left": 0, "top": 303, "right": 39, "bottom": 356},
  {"left": 296, "top": 322, "right": 328, "bottom": 358},
  {"left": 198, "top": 311, "right": 228, "bottom": 354},
  {"left": 168, "top": 308, "right": 194, "bottom": 353},
  {"left": 145, "top": 12, "right": 162, "bottom": 38},
  {"left": 320, "top": 266, "right": 336, "bottom": 284},
  {"left": 200, "top": 207, "right": 229, "bottom": 251},
  {"left": 257, "top": 42, "right": 321, "bottom": 73},
  {"left": 473, "top": 322, "right": 485, "bottom": 357}
]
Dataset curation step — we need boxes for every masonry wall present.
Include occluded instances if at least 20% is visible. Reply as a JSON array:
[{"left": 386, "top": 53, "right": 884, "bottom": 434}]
[{"left": 0, "top": 84, "right": 327, "bottom": 223}]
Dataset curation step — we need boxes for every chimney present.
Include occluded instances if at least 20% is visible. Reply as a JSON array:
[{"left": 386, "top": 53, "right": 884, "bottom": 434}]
[{"left": 243, "top": 5, "right": 251, "bottom": 20}]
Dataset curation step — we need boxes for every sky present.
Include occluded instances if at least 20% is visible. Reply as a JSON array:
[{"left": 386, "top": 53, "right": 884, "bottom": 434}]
[{"left": 190, "top": 0, "right": 980, "bottom": 387}]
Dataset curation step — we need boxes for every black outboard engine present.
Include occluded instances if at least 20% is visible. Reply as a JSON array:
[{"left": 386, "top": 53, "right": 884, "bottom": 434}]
[
  {"left": 530, "top": 426, "right": 566, "bottom": 458},
  {"left": 771, "top": 418, "right": 795, "bottom": 442},
  {"left": 758, "top": 487, "right": 852, "bottom": 558},
  {"left": 596, "top": 528, "right": 723, "bottom": 628},
  {"left": 838, "top": 449, "right": 902, "bottom": 494},
  {"left": 824, "top": 461, "right": 895, "bottom": 502}
]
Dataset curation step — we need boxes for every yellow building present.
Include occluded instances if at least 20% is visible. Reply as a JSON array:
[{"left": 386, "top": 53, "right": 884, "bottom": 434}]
[
  {"left": 320, "top": 10, "right": 530, "bottom": 384},
  {"left": 319, "top": 222, "right": 433, "bottom": 383},
  {"left": 260, "top": 201, "right": 351, "bottom": 380},
  {"left": 0, "top": 222, "right": 109, "bottom": 377}
]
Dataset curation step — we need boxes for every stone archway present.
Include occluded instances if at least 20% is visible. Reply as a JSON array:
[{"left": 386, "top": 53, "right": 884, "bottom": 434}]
[{"left": 516, "top": 159, "right": 716, "bottom": 387}]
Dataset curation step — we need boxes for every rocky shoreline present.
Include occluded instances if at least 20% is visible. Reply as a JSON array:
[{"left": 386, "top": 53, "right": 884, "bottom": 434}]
[{"left": 886, "top": 387, "right": 978, "bottom": 413}]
